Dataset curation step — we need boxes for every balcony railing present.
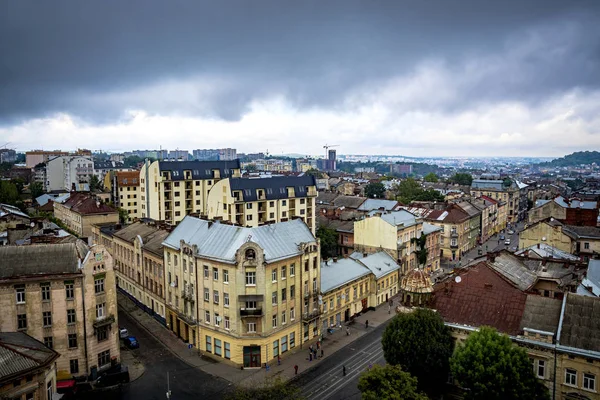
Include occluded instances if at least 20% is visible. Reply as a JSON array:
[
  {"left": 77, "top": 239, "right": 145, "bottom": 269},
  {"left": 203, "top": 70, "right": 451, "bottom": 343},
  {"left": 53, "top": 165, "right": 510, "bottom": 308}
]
[
  {"left": 302, "top": 310, "right": 322, "bottom": 322},
  {"left": 93, "top": 314, "right": 116, "bottom": 329},
  {"left": 450, "top": 243, "right": 459, "bottom": 249},
  {"left": 450, "top": 231, "right": 459, "bottom": 238},
  {"left": 240, "top": 308, "right": 263, "bottom": 317}
]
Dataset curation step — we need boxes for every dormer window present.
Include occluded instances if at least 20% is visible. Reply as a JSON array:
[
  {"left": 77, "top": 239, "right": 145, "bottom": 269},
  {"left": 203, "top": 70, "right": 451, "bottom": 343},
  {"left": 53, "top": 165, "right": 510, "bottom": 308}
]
[{"left": 245, "top": 249, "right": 256, "bottom": 260}]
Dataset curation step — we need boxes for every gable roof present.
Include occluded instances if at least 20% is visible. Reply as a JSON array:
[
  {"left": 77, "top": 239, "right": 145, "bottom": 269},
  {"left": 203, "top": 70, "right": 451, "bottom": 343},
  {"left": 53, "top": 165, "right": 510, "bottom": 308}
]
[
  {"left": 515, "top": 243, "right": 579, "bottom": 261},
  {"left": 400, "top": 206, "right": 447, "bottom": 221},
  {"left": 519, "top": 295, "right": 562, "bottom": 334},
  {"left": 162, "top": 216, "right": 316, "bottom": 264},
  {"left": 332, "top": 195, "right": 367, "bottom": 209},
  {"left": 349, "top": 251, "right": 400, "bottom": 279},
  {"left": 454, "top": 201, "right": 482, "bottom": 218},
  {"left": 320, "top": 257, "right": 371, "bottom": 293},
  {"left": 229, "top": 176, "right": 316, "bottom": 201},
  {"left": 558, "top": 293, "right": 600, "bottom": 353},
  {"left": 379, "top": 210, "right": 418, "bottom": 229},
  {"left": 0, "top": 332, "right": 59, "bottom": 384},
  {"left": 562, "top": 224, "right": 600, "bottom": 240},
  {"left": 317, "top": 192, "right": 339, "bottom": 205},
  {"left": 0, "top": 203, "right": 29, "bottom": 220},
  {"left": 486, "top": 252, "right": 538, "bottom": 291},
  {"left": 113, "top": 222, "right": 169, "bottom": 256},
  {"left": 580, "top": 259, "right": 600, "bottom": 297},
  {"left": 357, "top": 199, "right": 399, "bottom": 212},
  {"left": 61, "top": 193, "right": 117, "bottom": 215},
  {"left": 432, "top": 262, "right": 528, "bottom": 335}
]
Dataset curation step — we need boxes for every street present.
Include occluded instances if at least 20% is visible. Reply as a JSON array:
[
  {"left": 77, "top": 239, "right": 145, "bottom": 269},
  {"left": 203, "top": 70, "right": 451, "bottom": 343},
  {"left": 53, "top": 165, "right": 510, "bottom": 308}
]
[{"left": 294, "top": 320, "right": 390, "bottom": 400}]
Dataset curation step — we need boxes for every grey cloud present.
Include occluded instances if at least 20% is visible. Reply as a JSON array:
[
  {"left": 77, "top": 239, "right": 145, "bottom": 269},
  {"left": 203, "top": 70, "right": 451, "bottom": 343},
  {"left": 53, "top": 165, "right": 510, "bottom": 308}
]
[{"left": 1, "top": 0, "right": 599, "bottom": 125}]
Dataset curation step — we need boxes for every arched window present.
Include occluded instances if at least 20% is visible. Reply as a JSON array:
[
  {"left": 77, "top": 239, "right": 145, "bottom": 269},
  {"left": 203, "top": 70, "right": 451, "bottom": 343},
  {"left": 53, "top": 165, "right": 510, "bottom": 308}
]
[{"left": 245, "top": 249, "right": 256, "bottom": 260}]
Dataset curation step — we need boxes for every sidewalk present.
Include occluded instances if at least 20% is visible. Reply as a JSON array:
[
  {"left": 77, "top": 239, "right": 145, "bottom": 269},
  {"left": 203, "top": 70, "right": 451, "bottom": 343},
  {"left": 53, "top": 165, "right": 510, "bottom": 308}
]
[{"left": 118, "top": 292, "right": 399, "bottom": 388}]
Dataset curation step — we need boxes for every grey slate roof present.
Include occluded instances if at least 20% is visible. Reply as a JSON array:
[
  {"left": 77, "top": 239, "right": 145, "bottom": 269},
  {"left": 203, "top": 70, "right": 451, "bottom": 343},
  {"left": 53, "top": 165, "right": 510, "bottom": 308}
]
[
  {"left": 113, "top": 222, "right": 169, "bottom": 257},
  {"left": 332, "top": 195, "right": 367, "bottom": 209},
  {"left": 559, "top": 293, "right": 600, "bottom": 353},
  {"left": 580, "top": 259, "right": 600, "bottom": 297},
  {"left": 357, "top": 199, "right": 399, "bottom": 212},
  {"left": 379, "top": 210, "right": 418, "bottom": 229},
  {"left": 0, "top": 203, "right": 30, "bottom": 219},
  {"left": 471, "top": 179, "right": 505, "bottom": 191},
  {"left": 230, "top": 176, "right": 316, "bottom": 201},
  {"left": 317, "top": 192, "right": 339, "bottom": 205},
  {"left": 423, "top": 222, "right": 442, "bottom": 235},
  {"left": 320, "top": 257, "right": 371, "bottom": 293},
  {"left": 349, "top": 251, "right": 400, "bottom": 279},
  {"left": 158, "top": 160, "right": 240, "bottom": 181},
  {"left": 0, "top": 242, "right": 88, "bottom": 279},
  {"left": 0, "top": 332, "right": 59, "bottom": 383},
  {"left": 516, "top": 243, "right": 579, "bottom": 261},
  {"left": 520, "top": 295, "right": 562, "bottom": 334},
  {"left": 562, "top": 225, "right": 600, "bottom": 240},
  {"left": 554, "top": 196, "right": 597, "bottom": 210},
  {"left": 162, "top": 216, "right": 316, "bottom": 263},
  {"left": 455, "top": 201, "right": 482, "bottom": 218},
  {"left": 487, "top": 252, "right": 537, "bottom": 291}
]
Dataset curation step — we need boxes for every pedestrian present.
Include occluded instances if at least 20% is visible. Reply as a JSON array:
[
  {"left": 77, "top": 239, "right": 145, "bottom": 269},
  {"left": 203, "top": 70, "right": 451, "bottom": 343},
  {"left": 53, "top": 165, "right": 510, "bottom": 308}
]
[
  {"left": 309, "top": 352, "right": 312, "bottom": 361},
  {"left": 365, "top": 320, "right": 369, "bottom": 329},
  {"left": 388, "top": 305, "right": 391, "bottom": 314},
  {"left": 343, "top": 365, "right": 346, "bottom": 376},
  {"left": 309, "top": 344, "right": 313, "bottom": 352},
  {"left": 346, "top": 327, "right": 350, "bottom": 336},
  {"left": 317, "top": 341, "right": 320, "bottom": 350},
  {"left": 294, "top": 364, "right": 298, "bottom": 375},
  {"left": 321, "top": 349, "right": 324, "bottom": 358},
  {"left": 277, "top": 354, "right": 281, "bottom": 366}
]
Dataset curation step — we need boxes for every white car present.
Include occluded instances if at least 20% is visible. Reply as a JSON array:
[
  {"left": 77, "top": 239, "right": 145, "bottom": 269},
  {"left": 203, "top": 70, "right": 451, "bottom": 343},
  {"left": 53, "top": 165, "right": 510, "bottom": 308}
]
[
  {"left": 507, "top": 230, "right": 515, "bottom": 235},
  {"left": 119, "top": 328, "right": 129, "bottom": 339},
  {"left": 505, "top": 239, "right": 511, "bottom": 245}
]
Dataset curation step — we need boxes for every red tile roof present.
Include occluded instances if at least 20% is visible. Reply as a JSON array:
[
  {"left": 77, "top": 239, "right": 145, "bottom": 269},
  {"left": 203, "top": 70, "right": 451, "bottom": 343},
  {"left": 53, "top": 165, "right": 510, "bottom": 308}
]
[
  {"left": 115, "top": 171, "right": 140, "bottom": 187},
  {"left": 62, "top": 193, "right": 117, "bottom": 215},
  {"left": 480, "top": 195, "right": 498, "bottom": 204},
  {"left": 443, "top": 205, "right": 470, "bottom": 223},
  {"left": 432, "top": 262, "right": 527, "bottom": 335}
]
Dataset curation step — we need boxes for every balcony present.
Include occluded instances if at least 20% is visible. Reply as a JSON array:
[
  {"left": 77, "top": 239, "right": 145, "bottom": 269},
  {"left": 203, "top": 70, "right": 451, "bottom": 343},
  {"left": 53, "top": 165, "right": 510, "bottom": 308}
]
[
  {"left": 182, "top": 290, "right": 195, "bottom": 302},
  {"left": 240, "top": 308, "right": 263, "bottom": 317},
  {"left": 179, "top": 313, "right": 197, "bottom": 326},
  {"left": 302, "top": 310, "right": 322, "bottom": 322},
  {"left": 450, "top": 231, "right": 459, "bottom": 238},
  {"left": 93, "top": 314, "right": 116, "bottom": 329},
  {"left": 450, "top": 243, "right": 459, "bottom": 249}
]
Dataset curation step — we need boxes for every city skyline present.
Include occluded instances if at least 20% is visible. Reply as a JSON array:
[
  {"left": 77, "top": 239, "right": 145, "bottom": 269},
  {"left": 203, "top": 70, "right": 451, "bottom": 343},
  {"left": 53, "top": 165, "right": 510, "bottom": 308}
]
[{"left": 1, "top": 1, "right": 600, "bottom": 157}]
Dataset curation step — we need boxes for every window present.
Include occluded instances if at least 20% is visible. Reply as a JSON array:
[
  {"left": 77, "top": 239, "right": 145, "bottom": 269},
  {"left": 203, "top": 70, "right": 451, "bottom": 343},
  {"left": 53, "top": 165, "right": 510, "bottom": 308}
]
[
  {"left": 245, "top": 271, "right": 256, "bottom": 285},
  {"left": 215, "top": 338, "right": 222, "bottom": 356},
  {"left": 15, "top": 285, "right": 25, "bottom": 304},
  {"left": 565, "top": 368, "right": 577, "bottom": 386},
  {"left": 290, "top": 332, "right": 295, "bottom": 348},
  {"left": 282, "top": 310, "right": 286, "bottom": 324},
  {"left": 272, "top": 315, "right": 277, "bottom": 328},
  {"left": 213, "top": 268, "right": 219, "bottom": 281},
  {"left": 95, "top": 278, "right": 105, "bottom": 294},
  {"left": 204, "top": 266, "right": 209, "bottom": 278},
  {"left": 67, "top": 309, "right": 76, "bottom": 324},
  {"left": 584, "top": 373, "right": 596, "bottom": 391},
  {"left": 98, "top": 350, "right": 110, "bottom": 367},
  {"left": 273, "top": 340, "right": 279, "bottom": 357},
  {"left": 584, "top": 242, "right": 590, "bottom": 250},
  {"left": 68, "top": 334, "right": 78, "bottom": 348},
  {"left": 96, "top": 303, "right": 106, "bottom": 319},
  {"left": 245, "top": 301, "right": 256, "bottom": 309},
  {"left": 246, "top": 203, "right": 252, "bottom": 209},
  {"left": 204, "top": 288, "right": 210, "bottom": 302},
  {"left": 290, "top": 307, "right": 295, "bottom": 320},
  {"left": 215, "top": 313, "right": 221, "bottom": 326},
  {"left": 313, "top": 278, "right": 317, "bottom": 292},
  {"left": 247, "top": 322, "right": 256, "bottom": 333},
  {"left": 224, "top": 293, "right": 229, "bottom": 307},
  {"left": 246, "top": 215, "right": 253, "bottom": 221},
  {"left": 290, "top": 263, "right": 295, "bottom": 276},
  {"left": 214, "top": 290, "right": 219, "bottom": 304},
  {"left": 97, "top": 326, "right": 108, "bottom": 342},
  {"left": 223, "top": 269, "right": 229, "bottom": 283},
  {"left": 290, "top": 285, "right": 295, "bottom": 299},
  {"left": 245, "top": 249, "right": 256, "bottom": 260},
  {"left": 70, "top": 359, "right": 79, "bottom": 374},
  {"left": 282, "top": 288, "right": 287, "bottom": 301},
  {"left": 281, "top": 266, "right": 286, "bottom": 280},
  {"left": 536, "top": 360, "right": 545, "bottom": 379},
  {"left": 281, "top": 335, "right": 288, "bottom": 353},
  {"left": 225, "top": 342, "right": 231, "bottom": 359},
  {"left": 205, "top": 311, "right": 210, "bottom": 324},
  {"left": 272, "top": 269, "right": 277, "bottom": 282},
  {"left": 44, "top": 336, "right": 53, "bottom": 349},
  {"left": 225, "top": 316, "right": 230, "bottom": 330},
  {"left": 41, "top": 283, "right": 51, "bottom": 301},
  {"left": 43, "top": 311, "right": 52, "bottom": 327},
  {"left": 65, "top": 281, "right": 74, "bottom": 299},
  {"left": 272, "top": 291, "right": 277, "bottom": 305},
  {"left": 282, "top": 200, "right": 287, "bottom": 206}
]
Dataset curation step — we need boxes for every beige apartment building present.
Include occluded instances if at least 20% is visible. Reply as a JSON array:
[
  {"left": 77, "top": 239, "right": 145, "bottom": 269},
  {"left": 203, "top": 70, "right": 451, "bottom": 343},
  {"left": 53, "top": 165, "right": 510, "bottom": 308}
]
[
  {"left": 206, "top": 176, "right": 318, "bottom": 234},
  {"left": 139, "top": 160, "right": 241, "bottom": 225},
  {"left": 161, "top": 216, "right": 320, "bottom": 367},
  {"left": 111, "top": 170, "right": 141, "bottom": 223},
  {"left": 471, "top": 179, "right": 521, "bottom": 224},
  {"left": 92, "top": 221, "right": 169, "bottom": 324},
  {"left": 54, "top": 193, "right": 119, "bottom": 238},
  {"left": 0, "top": 242, "right": 120, "bottom": 380}
]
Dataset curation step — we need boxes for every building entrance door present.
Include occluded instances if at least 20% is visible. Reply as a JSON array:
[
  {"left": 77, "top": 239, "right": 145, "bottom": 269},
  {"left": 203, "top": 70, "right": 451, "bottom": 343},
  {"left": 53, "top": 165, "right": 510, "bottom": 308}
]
[
  {"left": 243, "top": 346, "right": 261, "bottom": 368},
  {"left": 361, "top": 298, "right": 368, "bottom": 311},
  {"left": 344, "top": 308, "right": 350, "bottom": 322}
]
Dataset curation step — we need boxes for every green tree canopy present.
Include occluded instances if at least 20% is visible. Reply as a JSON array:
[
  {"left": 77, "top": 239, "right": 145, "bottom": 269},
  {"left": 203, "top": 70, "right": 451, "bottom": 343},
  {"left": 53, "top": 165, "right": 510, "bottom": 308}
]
[
  {"left": 358, "top": 364, "right": 428, "bottom": 400},
  {"left": 423, "top": 172, "right": 438, "bottom": 183},
  {"left": 393, "top": 178, "right": 445, "bottom": 204},
  {"left": 123, "top": 155, "right": 145, "bottom": 168},
  {"left": 89, "top": 175, "right": 103, "bottom": 192},
  {"left": 0, "top": 181, "right": 20, "bottom": 206},
  {"left": 30, "top": 181, "right": 44, "bottom": 200},
  {"left": 364, "top": 182, "right": 386, "bottom": 198},
  {"left": 410, "top": 233, "right": 428, "bottom": 267},
  {"left": 316, "top": 226, "right": 337, "bottom": 259},
  {"left": 448, "top": 173, "right": 473, "bottom": 186},
  {"left": 382, "top": 308, "right": 454, "bottom": 394},
  {"left": 450, "top": 326, "right": 550, "bottom": 400}
]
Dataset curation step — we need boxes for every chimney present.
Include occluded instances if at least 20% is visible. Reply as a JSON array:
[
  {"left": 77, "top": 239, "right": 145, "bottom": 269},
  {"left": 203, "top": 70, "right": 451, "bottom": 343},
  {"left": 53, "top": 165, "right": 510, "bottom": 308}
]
[
  {"left": 487, "top": 252, "right": 496, "bottom": 263},
  {"left": 537, "top": 243, "right": 540, "bottom": 249},
  {"left": 333, "top": 257, "right": 338, "bottom": 263},
  {"left": 96, "top": 200, "right": 101, "bottom": 208}
]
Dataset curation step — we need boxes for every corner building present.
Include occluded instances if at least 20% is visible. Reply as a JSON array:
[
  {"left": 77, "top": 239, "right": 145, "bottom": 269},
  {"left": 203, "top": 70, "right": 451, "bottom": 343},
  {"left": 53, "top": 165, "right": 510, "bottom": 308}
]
[{"left": 162, "top": 216, "right": 321, "bottom": 367}]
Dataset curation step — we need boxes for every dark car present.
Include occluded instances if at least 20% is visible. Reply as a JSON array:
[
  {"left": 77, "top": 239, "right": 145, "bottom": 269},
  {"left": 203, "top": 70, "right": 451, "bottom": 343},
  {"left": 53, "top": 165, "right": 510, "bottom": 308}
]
[
  {"left": 95, "top": 367, "right": 130, "bottom": 387},
  {"left": 124, "top": 336, "right": 139, "bottom": 349}
]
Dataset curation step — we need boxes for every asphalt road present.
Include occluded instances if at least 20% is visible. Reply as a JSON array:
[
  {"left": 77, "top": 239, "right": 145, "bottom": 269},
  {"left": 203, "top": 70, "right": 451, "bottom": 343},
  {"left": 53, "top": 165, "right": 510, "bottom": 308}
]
[
  {"left": 294, "top": 320, "right": 391, "bottom": 400},
  {"left": 88, "top": 310, "right": 232, "bottom": 400}
]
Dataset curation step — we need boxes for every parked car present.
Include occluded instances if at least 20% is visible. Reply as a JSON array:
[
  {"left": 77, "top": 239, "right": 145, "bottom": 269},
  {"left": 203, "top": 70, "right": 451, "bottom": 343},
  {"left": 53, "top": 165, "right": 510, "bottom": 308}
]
[
  {"left": 95, "top": 367, "right": 130, "bottom": 387},
  {"left": 507, "top": 230, "right": 515, "bottom": 235},
  {"left": 123, "top": 336, "right": 139, "bottom": 349},
  {"left": 505, "top": 238, "right": 511, "bottom": 245},
  {"left": 499, "top": 234, "right": 505, "bottom": 240},
  {"left": 119, "top": 328, "right": 129, "bottom": 339}
]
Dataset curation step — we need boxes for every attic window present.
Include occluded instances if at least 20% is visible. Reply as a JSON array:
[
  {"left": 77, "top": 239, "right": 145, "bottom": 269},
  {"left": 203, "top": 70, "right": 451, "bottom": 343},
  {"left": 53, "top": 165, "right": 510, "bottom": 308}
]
[
  {"left": 280, "top": 187, "right": 285, "bottom": 194},
  {"left": 193, "top": 170, "right": 199, "bottom": 175},
  {"left": 244, "top": 189, "right": 252, "bottom": 197},
  {"left": 172, "top": 171, "right": 179, "bottom": 177},
  {"left": 267, "top": 188, "right": 273, "bottom": 195},
  {"left": 298, "top": 186, "right": 305, "bottom": 192},
  {"left": 245, "top": 249, "right": 256, "bottom": 260}
]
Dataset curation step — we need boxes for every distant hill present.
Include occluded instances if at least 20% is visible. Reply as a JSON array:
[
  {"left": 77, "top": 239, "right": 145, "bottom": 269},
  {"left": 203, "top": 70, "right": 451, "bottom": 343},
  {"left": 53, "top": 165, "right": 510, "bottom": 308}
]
[{"left": 539, "top": 151, "right": 600, "bottom": 167}]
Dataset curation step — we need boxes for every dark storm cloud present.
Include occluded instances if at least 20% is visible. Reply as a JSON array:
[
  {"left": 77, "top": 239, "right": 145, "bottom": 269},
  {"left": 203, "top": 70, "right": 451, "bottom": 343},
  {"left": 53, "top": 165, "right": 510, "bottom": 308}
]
[{"left": 1, "top": 0, "right": 599, "bottom": 124}]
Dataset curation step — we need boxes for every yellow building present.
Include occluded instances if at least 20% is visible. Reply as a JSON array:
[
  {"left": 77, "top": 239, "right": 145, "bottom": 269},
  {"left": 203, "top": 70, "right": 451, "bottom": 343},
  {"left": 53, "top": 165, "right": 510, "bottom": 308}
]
[
  {"left": 0, "top": 332, "right": 59, "bottom": 400},
  {"left": 54, "top": 192, "right": 119, "bottom": 238},
  {"left": 470, "top": 197, "right": 499, "bottom": 242},
  {"left": 161, "top": 216, "right": 320, "bottom": 367},
  {"left": 206, "top": 176, "right": 318, "bottom": 234},
  {"left": 471, "top": 179, "right": 521, "bottom": 224},
  {"left": 113, "top": 171, "right": 141, "bottom": 223},
  {"left": 139, "top": 159, "right": 241, "bottom": 225},
  {"left": 0, "top": 242, "right": 120, "bottom": 380},
  {"left": 92, "top": 221, "right": 169, "bottom": 324}
]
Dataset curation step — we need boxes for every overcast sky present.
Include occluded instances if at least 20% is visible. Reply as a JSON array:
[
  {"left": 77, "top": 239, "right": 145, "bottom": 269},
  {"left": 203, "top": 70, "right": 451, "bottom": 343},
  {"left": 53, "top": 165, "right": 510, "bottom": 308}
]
[{"left": 1, "top": 1, "right": 599, "bottom": 157}]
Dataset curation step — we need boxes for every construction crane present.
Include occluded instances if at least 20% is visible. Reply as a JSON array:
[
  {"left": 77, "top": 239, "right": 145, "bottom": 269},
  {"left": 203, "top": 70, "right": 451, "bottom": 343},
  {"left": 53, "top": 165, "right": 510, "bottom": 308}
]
[{"left": 323, "top": 144, "right": 339, "bottom": 159}]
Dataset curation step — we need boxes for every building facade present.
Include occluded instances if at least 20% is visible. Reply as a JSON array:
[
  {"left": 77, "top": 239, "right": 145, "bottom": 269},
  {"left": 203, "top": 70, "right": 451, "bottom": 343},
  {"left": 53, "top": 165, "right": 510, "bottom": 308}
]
[
  {"left": 54, "top": 193, "right": 119, "bottom": 238},
  {"left": 161, "top": 217, "right": 321, "bottom": 367},
  {"left": 45, "top": 155, "right": 95, "bottom": 192},
  {"left": 112, "top": 171, "right": 141, "bottom": 223},
  {"left": 471, "top": 179, "right": 521, "bottom": 224}
]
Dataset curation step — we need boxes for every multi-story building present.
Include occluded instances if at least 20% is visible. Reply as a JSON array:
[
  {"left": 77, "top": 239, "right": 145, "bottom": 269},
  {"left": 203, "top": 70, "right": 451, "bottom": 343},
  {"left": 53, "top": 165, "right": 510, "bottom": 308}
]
[
  {"left": 390, "top": 164, "right": 413, "bottom": 176},
  {"left": 469, "top": 196, "right": 499, "bottom": 242},
  {"left": 161, "top": 216, "right": 320, "bottom": 367},
  {"left": 111, "top": 171, "right": 141, "bottom": 223},
  {"left": 167, "top": 150, "right": 190, "bottom": 161},
  {"left": 26, "top": 150, "right": 85, "bottom": 169},
  {"left": 54, "top": 193, "right": 119, "bottom": 238},
  {"left": 45, "top": 155, "right": 95, "bottom": 192},
  {"left": 0, "top": 332, "right": 59, "bottom": 400},
  {"left": 139, "top": 160, "right": 241, "bottom": 225},
  {"left": 0, "top": 242, "right": 120, "bottom": 379},
  {"left": 296, "top": 159, "right": 318, "bottom": 172},
  {"left": 192, "top": 148, "right": 237, "bottom": 161},
  {"left": 92, "top": 221, "right": 169, "bottom": 324},
  {"left": 0, "top": 148, "right": 17, "bottom": 164},
  {"left": 454, "top": 201, "right": 483, "bottom": 249},
  {"left": 244, "top": 159, "right": 293, "bottom": 172},
  {"left": 528, "top": 196, "right": 598, "bottom": 227},
  {"left": 471, "top": 179, "right": 521, "bottom": 224},
  {"left": 206, "top": 176, "right": 318, "bottom": 234}
]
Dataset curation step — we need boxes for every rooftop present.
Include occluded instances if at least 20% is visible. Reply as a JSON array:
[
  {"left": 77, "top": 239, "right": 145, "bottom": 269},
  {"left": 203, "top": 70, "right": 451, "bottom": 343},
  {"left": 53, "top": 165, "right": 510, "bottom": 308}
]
[
  {"left": 0, "top": 332, "right": 59, "bottom": 384},
  {"left": 579, "top": 259, "right": 600, "bottom": 297},
  {"left": 230, "top": 175, "right": 316, "bottom": 201},
  {"left": 349, "top": 251, "right": 400, "bottom": 279},
  {"left": 486, "top": 252, "right": 537, "bottom": 291},
  {"left": 559, "top": 293, "right": 600, "bottom": 353},
  {"left": 471, "top": 179, "right": 506, "bottom": 191},
  {"left": 320, "top": 257, "right": 371, "bottom": 293},
  {"left": 400, "top": 268, "right": 433, "bottom": 294},
  {"left": 379, "top": 210, "right": 419, "bottom": 229},
  {"left": 515, "top": 243, "right": 580, "bottom": 261},
  {"left": 61, "top": 193, "right": 117, "bottom": 215},
  {"left": 158, "top": 159, "right": 241, "bottom": 181},
  {"left": 423, "top": 222, "right": 442, "bottom": 235},
  {"left": 332, "top": 195, "right": 367, "bottom": 210},
  {"left": 115, "top": 171, "right": 140, "bottom": 187},
  {"left": 113, "top": 222, "right": 169, "bottom": 256},
  {"left": 519, "top": 295, "right": 562, "bottom": 334},
  {"left": 0, "top": 203, "right": 29, "bottom": 220},
  {"left": 357, "top": 199, "right": 399, "bottom": 212}
]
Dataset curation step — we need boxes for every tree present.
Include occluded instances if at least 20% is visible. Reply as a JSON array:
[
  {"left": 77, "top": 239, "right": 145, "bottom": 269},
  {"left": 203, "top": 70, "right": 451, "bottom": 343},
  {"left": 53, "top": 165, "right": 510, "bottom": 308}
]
[
  {"left": 304, "top": 168, "right": 322, "bottom": 178},
  {"left": 382, "top": 308, "right": 454, "bottom": 393},
  {"left": 410, "top": 233, "right": 428, "bottom": 267},
  {"left": 358, "top": 364, "right": 428, "bottom": 400},
  {"left": 414, "top": 188, "right": 445, "bottom": 202},
  {"left": 423, "top": 172, "right": 438, "bottom": 183},
  {"left": 118, "top": 208, "right": 129, "bottom": 224},
  {"left": 316, "top": 226, "right": 337, "bottom": 259},
  {"left": 123, "top": 155, "right": 144, "bottom": 168},
  {"left": 502, "top": 177, "right": 513, "bottom": 187},
  {"left": 448, "top": 173, "right": 473, "bottom": 186},
  {"left": 364, "top": 182, "right": 386, "bottom": 198},
  {"left": 450, "top": 326, "right": 550, "bottom": 400},
  {"left": 89, "top": 175, "right": 103, "bottom": 192},
  {"left": 225, "top": 376, "right": 303, "bottom": 400},
  {"left": 394, "top": 178, "right": 422, "bottom": 204},
  {"left": 30, "top": 181, "right": 44, "bottom": 200},
  {"left": 0, "top": 181, "right": 20, "bottom": 206}
]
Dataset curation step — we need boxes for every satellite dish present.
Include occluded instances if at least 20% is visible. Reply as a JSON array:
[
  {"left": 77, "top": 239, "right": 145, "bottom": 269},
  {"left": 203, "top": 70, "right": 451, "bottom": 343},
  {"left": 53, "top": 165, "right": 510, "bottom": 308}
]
[
  {"left": 30, "top": 222, "right": 35, "bottom": 228},
  {"left": 542, "top": 237, "right": 546, "bottom": 241},
  {"left": 455, "top": 276, "right": 462, "bottom": 284}
]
